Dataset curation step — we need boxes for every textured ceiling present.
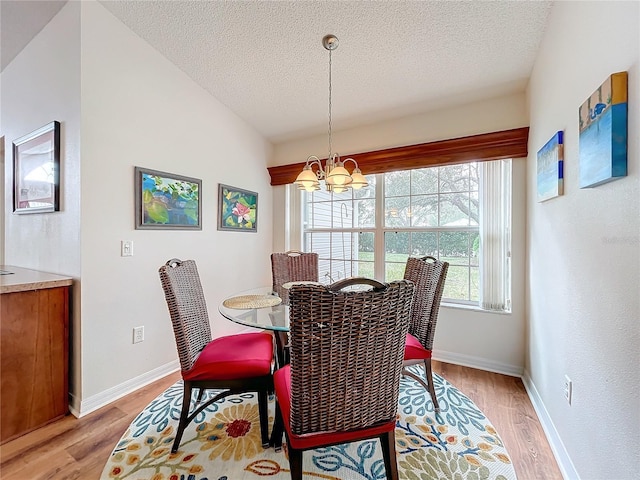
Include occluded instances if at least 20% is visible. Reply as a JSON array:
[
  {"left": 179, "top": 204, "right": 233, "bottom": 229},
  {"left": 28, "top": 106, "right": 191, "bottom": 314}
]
[{"left": 2, "top": 1, "right": 552, "bottom": 144}]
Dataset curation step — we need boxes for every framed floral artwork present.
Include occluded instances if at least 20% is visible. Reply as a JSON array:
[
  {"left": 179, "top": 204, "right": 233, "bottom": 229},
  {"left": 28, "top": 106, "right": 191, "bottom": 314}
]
[
  {"left": 135, "top": 167, "right": 201, "bottom": 230},
  {"left": 217, "top": 184, "right": 258, "bottom": 232}
]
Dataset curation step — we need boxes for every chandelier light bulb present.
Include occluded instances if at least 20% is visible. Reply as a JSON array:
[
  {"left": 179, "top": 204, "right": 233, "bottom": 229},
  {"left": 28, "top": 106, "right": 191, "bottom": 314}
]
[
  {"left": 294, "top": 164, "right": 320, "bottom": 190},
  {"left": 297, "top": 182, "right": 320, "bottom": 191},
  {"left": 326, "top": 165, "right": 352, "bottom": 186}
]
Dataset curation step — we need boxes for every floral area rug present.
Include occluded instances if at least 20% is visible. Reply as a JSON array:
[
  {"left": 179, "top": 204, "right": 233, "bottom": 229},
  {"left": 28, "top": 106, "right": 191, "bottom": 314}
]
[{"left": 101, "top": 367, "right": 516, "bottom": 480}]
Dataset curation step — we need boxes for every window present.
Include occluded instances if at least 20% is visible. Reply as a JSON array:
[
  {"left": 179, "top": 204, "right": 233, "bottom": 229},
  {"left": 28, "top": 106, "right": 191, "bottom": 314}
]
[
  {"left": 301, "top": 160, "right": 511, "bottom": 310},
  {"left": 303, "top": 176, "right": 377, "bottom": 283}
]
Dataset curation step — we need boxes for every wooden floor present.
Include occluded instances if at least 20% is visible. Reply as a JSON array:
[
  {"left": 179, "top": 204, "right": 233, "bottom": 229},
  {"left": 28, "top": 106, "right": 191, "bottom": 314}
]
[{"left": 0, "top": 361, "right": 563, "bottom": 479}]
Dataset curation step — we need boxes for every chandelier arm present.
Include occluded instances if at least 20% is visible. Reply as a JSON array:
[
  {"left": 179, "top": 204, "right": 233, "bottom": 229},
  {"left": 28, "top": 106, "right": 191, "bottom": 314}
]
[
  {"left": 342, "top": 157, "right": 360, "bottom": 170},
  {"left": 305, "top": 155, "right": 326, "bottom": 179}
]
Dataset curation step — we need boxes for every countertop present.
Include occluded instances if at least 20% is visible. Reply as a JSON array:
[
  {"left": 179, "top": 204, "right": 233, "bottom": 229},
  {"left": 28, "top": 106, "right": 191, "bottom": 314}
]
[{"left": 0, "top": 265, "right": 73, "bottom": 294}]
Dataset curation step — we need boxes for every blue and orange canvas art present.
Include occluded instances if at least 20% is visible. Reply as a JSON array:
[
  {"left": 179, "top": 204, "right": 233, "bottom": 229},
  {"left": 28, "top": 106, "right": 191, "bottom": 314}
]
[
  {"left": 578, "top": 72, "right": 628, "bottom": 188},
  {"left": 537, "top": 131, "right": 564, "bottom": 202}
]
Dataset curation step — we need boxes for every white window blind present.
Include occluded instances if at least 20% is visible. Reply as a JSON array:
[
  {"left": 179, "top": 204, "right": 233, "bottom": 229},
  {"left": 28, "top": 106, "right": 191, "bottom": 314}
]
[{"left": 479, "top": 160, "right": 511, "bottom": 311}]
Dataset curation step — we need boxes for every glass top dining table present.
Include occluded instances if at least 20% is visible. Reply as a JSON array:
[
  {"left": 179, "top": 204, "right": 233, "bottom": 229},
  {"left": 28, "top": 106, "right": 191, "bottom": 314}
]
[
  {"left": 219, "top": 286, "right": 297, "bottom": 367},
  {"left": 219, "top": 281, "right": 374, "bottom": 367},
  {"left": 218, "top": 286, "right": 290, "bottom": 332}
]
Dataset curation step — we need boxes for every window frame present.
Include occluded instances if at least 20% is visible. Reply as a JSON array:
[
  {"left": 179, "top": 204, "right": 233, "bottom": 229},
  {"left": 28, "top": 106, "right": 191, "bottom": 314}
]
[
  {"left": 296, "top": 159, "right": 513, "bottom": 313},
  {"left": 379, "top": 165, "right": 480, "bottom": 305},
  {"left": 300, "top": 161, "right": 500, "bottom": 307}
]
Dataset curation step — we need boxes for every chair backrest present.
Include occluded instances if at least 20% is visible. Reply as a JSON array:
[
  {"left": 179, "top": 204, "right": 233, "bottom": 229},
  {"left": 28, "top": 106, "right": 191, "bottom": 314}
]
[
  {"left": 287, "top": 277, "right": 414, "bottom": 435},
  {"left": 158, "top": 258, "right": 212, "bottom": 372},
  {"left": 403, "top": 256, "right": 449, "bottom": 350},
  {"left": 270, "top": 250, "right": 319, "bottom": 304}
]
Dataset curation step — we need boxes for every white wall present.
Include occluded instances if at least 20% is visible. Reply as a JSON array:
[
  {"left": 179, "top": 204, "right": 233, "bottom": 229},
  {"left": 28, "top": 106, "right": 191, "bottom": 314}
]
[
  {"left": 273, "top": 94, "right": 529, "bottom": 375},
  {"left": 1, "top": 136, "right": 5, "bottom": 264},
  {"left": 272, "top": 92, "right": 528, "bottom": 167},
  {"left": 1, "top": 1, "right": 81, "bottom": 276},
  {"left": 1, "top": 1, "right": 83, "bottom": 399},
  {"left": 77, "top": 1, "right": 273, "bottom": 410},
  {"left": 2, "top": 1, "right": 274, "bottom": 415},
  {"left": 526, "top": 2, "right": 639, "bottom": 479}
]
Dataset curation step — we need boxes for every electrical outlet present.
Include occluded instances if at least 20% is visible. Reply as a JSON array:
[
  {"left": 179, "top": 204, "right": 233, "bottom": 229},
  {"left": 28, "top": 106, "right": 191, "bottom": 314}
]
[
  {"left": 133, "top": 326, "right": 144, "bottom": 344},
  {"left": 563, "top": 375, "right": 572, "bottom": 405},
  {"left": 121, "top": 240, "right": 134, "bottom": 257}
]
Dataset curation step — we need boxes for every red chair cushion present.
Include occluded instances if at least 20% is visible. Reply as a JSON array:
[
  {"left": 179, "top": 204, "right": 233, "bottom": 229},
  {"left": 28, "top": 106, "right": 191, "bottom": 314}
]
[
  {"left": 273, "top": 365, "right": 396, "bottom": 450},
  {"left": 403, "top": 333, "right": 432, "bottom": 361},
  {"left": 182, "top": 332, "right": 273, "bottom": 381}
]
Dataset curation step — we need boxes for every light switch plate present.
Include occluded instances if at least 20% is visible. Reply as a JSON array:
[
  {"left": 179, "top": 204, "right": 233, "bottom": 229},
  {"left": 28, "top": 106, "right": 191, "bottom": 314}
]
[{"left": 121, "top": 240, "right": 134, "bottom": 257}]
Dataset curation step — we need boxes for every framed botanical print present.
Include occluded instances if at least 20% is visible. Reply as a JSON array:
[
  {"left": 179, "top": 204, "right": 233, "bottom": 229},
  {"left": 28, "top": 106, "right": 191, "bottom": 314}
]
[{"left": 217, "top": 184, "right": 258, "bottom": 232}]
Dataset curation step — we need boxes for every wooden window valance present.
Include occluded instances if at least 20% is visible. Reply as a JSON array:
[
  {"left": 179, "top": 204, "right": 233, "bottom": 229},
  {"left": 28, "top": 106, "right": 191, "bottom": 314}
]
[{"left": 267, "top": 126, "right": 529, "bottom": 186}]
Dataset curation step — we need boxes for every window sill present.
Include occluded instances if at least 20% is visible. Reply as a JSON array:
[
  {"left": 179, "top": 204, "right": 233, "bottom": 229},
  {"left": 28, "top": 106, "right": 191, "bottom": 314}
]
[{"left": 441, "top": 301, "right": 512, "bottom": 315}]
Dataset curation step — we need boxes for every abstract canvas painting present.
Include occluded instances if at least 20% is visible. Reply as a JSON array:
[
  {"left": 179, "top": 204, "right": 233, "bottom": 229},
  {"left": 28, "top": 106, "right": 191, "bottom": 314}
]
[
  {"left": 537, "top": 131, "right": 564, "bottom": 202},
  {"left": 578, "top": 72, "right": 628, "bottom": 188},
  {"left": 135, "top": 167, "right": 201, "bottom": 230}
]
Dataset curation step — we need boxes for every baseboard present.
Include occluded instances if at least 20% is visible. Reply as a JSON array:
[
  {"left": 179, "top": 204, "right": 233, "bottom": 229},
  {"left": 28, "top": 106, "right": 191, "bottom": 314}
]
[
  {"left": 522, "top": 370, "right": 580, "bottom": 480},
  {"left": 69, "top": 360, "right": 180, "bottom": 418},
  {"left": 68, "top": 350, "right": 517, "bottom": 417},
  {"left": 433, "top": 349, "right": 524, "bottom": 377}
]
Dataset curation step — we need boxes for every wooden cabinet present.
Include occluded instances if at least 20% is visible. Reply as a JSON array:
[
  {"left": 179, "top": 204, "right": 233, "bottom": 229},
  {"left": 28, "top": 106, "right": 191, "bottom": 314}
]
[{"left": 1, "top": 266, "right": 72, "bottom": 444}]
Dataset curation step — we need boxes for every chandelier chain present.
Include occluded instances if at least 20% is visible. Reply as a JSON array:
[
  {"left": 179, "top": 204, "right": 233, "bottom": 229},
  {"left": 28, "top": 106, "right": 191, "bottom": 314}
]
[
  {"left": 328, "top": 48, "right": 333, "bottom": 161},
  {"left": 293, "top": 34, "right": 368, "bottom": 193}
]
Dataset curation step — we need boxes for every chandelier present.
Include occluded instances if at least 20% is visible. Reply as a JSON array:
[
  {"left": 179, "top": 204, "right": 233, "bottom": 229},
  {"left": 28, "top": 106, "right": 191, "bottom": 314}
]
[{"left": 294, "top": 34, "right": 369, "bottom": 193}]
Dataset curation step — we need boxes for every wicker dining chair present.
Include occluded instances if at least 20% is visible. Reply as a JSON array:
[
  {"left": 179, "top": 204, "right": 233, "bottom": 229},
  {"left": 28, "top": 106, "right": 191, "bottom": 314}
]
[
  {"left": 270, "top": 250, "right": 319, "bottom": 305},
  {"left": 158, "top": 258, "right": 274, "bottom": 453},
  {"left": 402, "top": 256, "right": 449, "bottom": 412},
  {"left": 272, "top": 277, "right": 414, "bottom": 480}
]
